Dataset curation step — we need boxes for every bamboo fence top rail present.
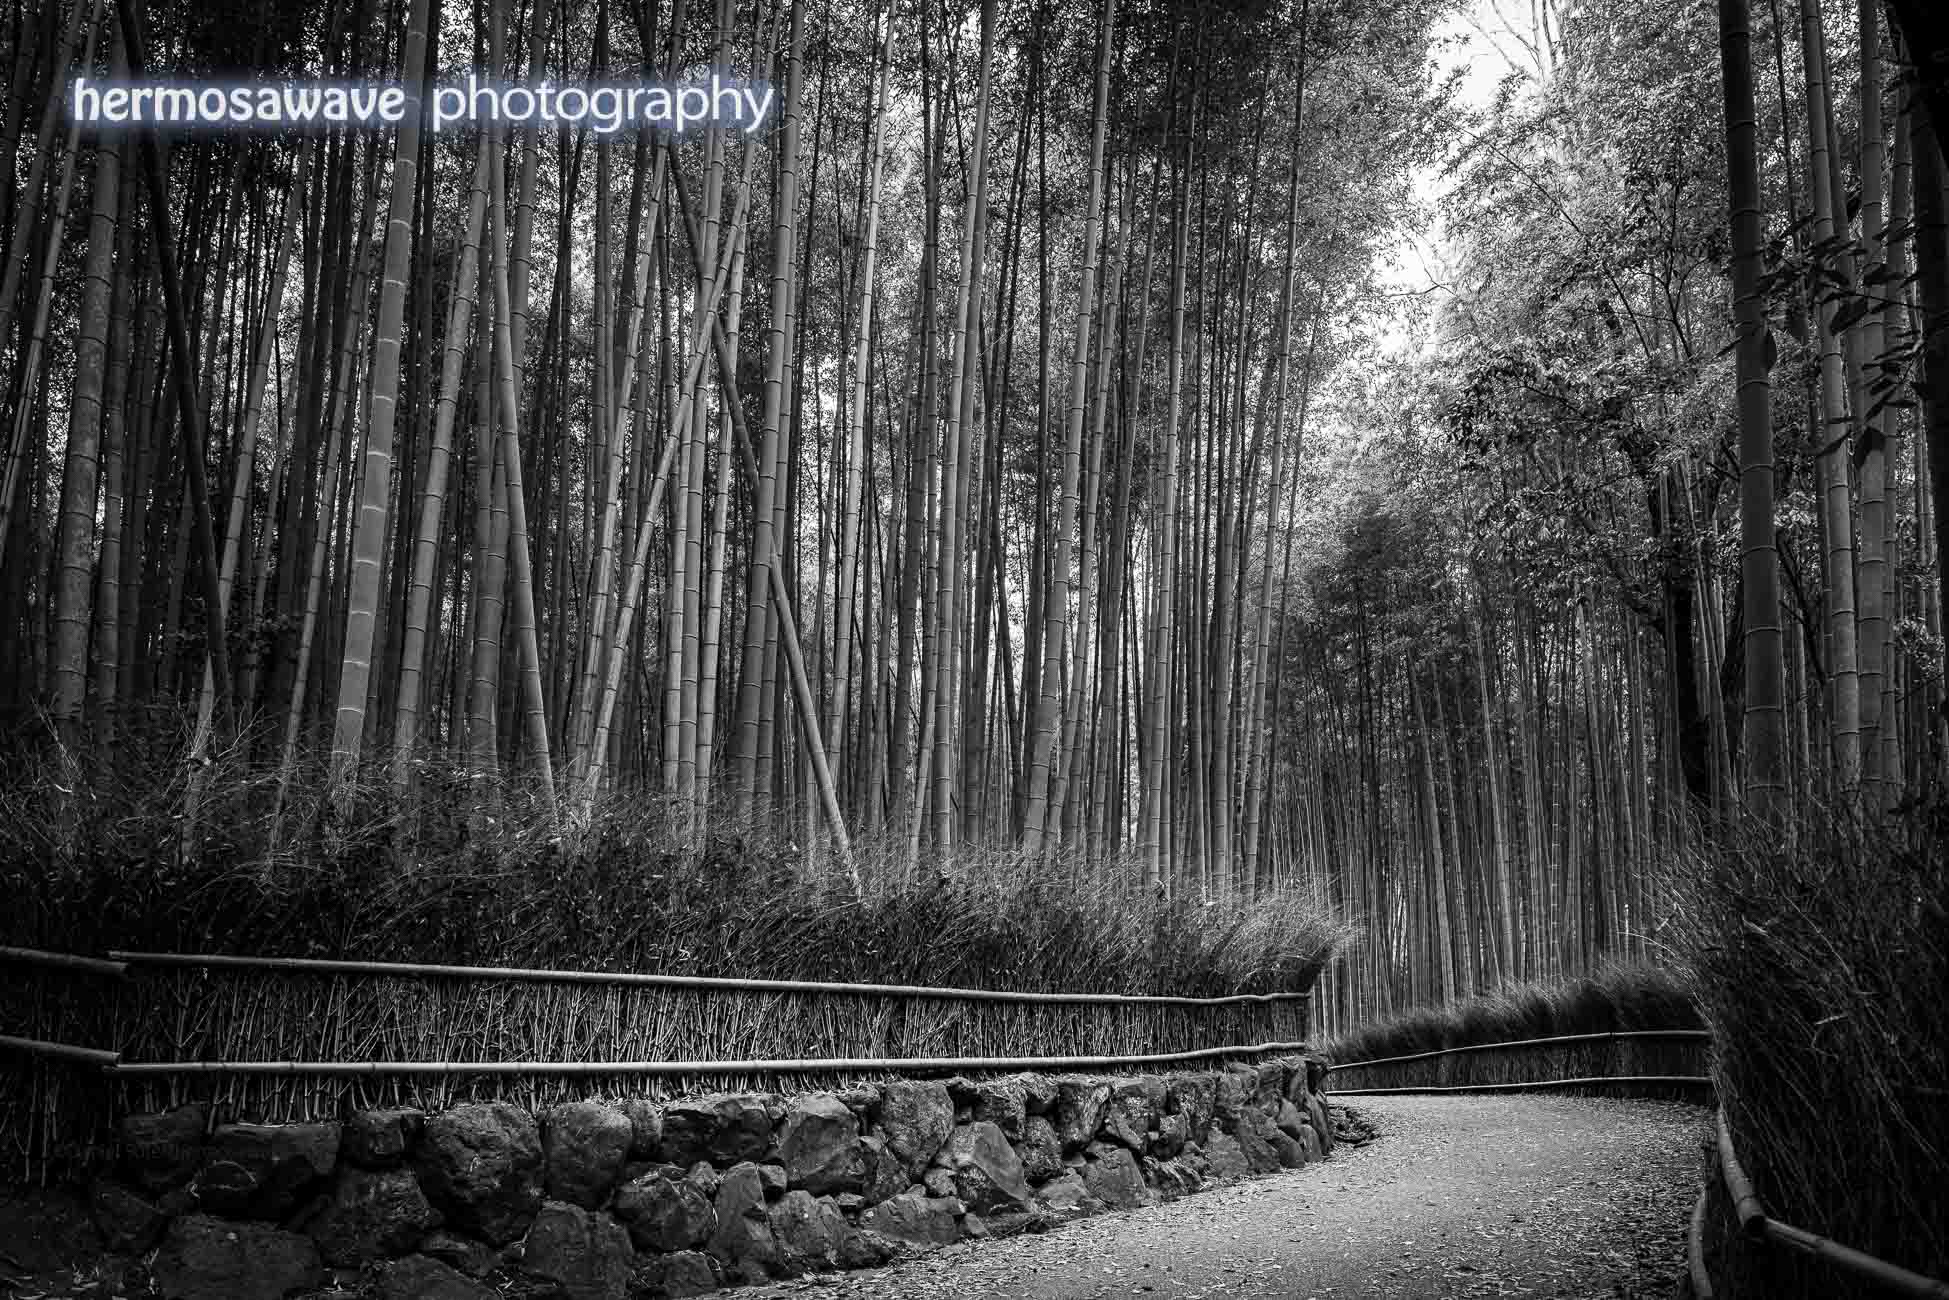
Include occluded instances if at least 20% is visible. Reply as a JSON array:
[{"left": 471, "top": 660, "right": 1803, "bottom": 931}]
[
  {"left": 0, "top": 1034, "right": 122, "bottom": 1068},
  {"left": 1326, "top": 1028, "right": 1711, "bottom": 1072},
  {"left": 108, "top": 950, "right": 1311, "bottom": 1007},
  {"left": 0, "top": 945, "right": 129, "bottom": 978},
  {"left": 1687, "top": 1187, "right": 1716, "bottom": 1300},
  {"left": 1714, "top": 1109, "right": 1949, "bottom": 1299},
  {"left": 105, "top": 1040, "right": 1313, "bottom": 1078},
  {"left": 1327, "top": 1074, "right": 1713, "bottom": 1095}
]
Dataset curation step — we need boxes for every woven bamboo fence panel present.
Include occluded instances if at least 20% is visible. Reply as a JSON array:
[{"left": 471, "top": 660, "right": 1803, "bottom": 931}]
[{"left": 1, "top": 949, "right": 1312, "bottom": 1180}]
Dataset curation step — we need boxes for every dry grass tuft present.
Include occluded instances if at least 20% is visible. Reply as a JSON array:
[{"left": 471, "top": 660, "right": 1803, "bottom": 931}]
[{"left": 0, "top": 726, "right": 1351, "bottom": 999}]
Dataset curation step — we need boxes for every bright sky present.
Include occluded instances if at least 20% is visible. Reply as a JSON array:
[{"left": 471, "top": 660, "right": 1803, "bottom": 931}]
[{"left": 1367, "top": 1, "right": 1544, "bottom": 356}]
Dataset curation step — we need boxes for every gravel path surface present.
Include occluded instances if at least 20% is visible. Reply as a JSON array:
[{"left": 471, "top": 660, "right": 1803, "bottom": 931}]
[{"left": 745, "top": 1095, "right": 1711, "bottom": 1300}]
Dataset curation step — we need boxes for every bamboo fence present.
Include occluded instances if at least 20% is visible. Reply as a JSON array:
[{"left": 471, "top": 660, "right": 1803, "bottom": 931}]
[
  {"left": 0, "top": 945, "right": 1314, "bottom": 1180},
  {"left": 1325, "top": 1029, "right": 1711, "bottom": 1096}
]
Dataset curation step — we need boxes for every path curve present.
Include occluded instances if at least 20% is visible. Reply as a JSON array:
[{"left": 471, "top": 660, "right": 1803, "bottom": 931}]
[{"left": 747, "top": 1094, "right": 1710, "bottom": 1300}]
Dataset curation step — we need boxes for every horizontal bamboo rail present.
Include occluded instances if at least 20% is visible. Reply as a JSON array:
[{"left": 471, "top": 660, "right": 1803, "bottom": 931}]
[
  {"left": 0, "top": 1034, "right": 122, "bottom": 1068},
  {"left": 1326, "top": 1028, "right": 1711, "bottom": 1072},
  {"left": 1713, "top": 1109, "right": 1949, "bottom": 1300},
  {"left": 0, "top": 945, "right": 129, "bottom": 978},
  {"left": 1688, "top": 1184, "right": 1716, "bottom": 1300},
  {"left": 109, "top": 950, "right": 1310, "bottom": 1007},
  {"left": 1327, "top": 1074, "right": 1713, "bottom": 1096},
  {"left": 105, "top": 1040, "right": 1313, "bottom": 1078}
]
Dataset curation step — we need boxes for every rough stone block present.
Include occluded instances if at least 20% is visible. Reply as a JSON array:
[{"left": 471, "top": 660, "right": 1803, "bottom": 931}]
[
  {"left": 779, "top": 1093, "right": 865, "bottom": 1195},
  {"left": 857, "top": 1191, "right": 961, "bottom": 1247},
  {"left": 418, "top": 1229, "right": 499, "bottom": 1277},
  {"left": 1080, "top": 1142, "right": 1147, "bottom": 1210},
  {"left": 943, "top": 1120, "right": 1030, "bottom": 1213},
  {"left": 619, "top": 1100, "right": 663, "bottom": 1160},
  {"left": 1152, "top": 1111, "right": 1191, "bottom": 1159},
  {"left": 1032, "top": 1169, "right": 1093, "bottom": 1216},
  {"left": 343, "top": 1109, "right": 422, "bottom": 1170},
  {"left": 613, "top": 1172, "right": 715, "bottom": 1253},
  {"left": 1017, "top": 1072, "right": 1059, "bottom": 1115},
  {"left": 1307, "top": 1094, "right": 1335, "bottom": 1155},
  {"left": 520, "top": 1200, "right": 633, "bottom": 1300},
  {"left": 1266, "top": 1125, "right": 1308, "bottom": 1169},
  {"left": 1166, "top": 1073, "right": 1217, "bottom": 1134},
  {"left": 415, "top": 1102, "right": 543, "bottom": 1245},
  {"left": 973, "top": 1079, "right": 1027, "bottom": 1138},
  {"left": 1015, "top": 1114, "right": 1064, "bottom": 1183},
  {"left": 836, "top": 1228, "right": 893, "bottom": 1268},
  {"left": 1142, "top": 1155, "right": 1204, "bottom": 1199},
  {"left": 940, "top": 1075, "right": 983, "bottom": 1115},
  {"left": 304, "top": 1165, "right": 437, "bottom": 1266},
  {"left": 1213, "top": 1069, "right": 1253, "bottom": 1128},
  {"left": 193, "top": 1121, "right": 340, "bottom": 1220},
  {"left": 1056, "top": 1080, "right": 1111, "bottom": 1153},
  {"left": 659, "top": 1094, "right": 778, "bottom": 1168},
  {"left": 379, "top": 1254, "right": 497, "bottom": 1300},
  {"left": 875, "top": 1081, "right": 953, "bottom": 1177},
  {"left": 154, "top": 1215, "right": 322, "bottom": 1300},
  {"left": 1201, "top": 1131, "right": 1250, "bottom": 1181},
  {"left": 1253, "top": 1062, "right": 1286, "bottom": 1106},
  {"left": 1231, "top": 1110, "right": 1283, "bottom": 1174},
  {"left": 683, "top": 1162, "right": 721, "bottom": 1200},
  {"left": 768, "top": 1190, "right": 847, "bottom": 1274},
  {"left": 858, "top": 1135, "right": 906, "bottom": 1203},
  {"left": 543, "top": 1101, "right": 632, "bottom": 1209},
  {"left": 1101, "top": 1078, "right": 1165, "bottom": 1152},
  {"left": 631, "top": 1250, "right": 720, "bottom": 1298},
  {"left": 835, "top": 1085, "right": 881, "bottom": 1119},
  {"left": 89, "top": 1179, "right": 168, "bottom": 1254},
  {"left": 707, "top": 1163, "right": 780, "bottom": 1285},
  {"left": 118, "top": 1104, "right": 208, "bottom": 1195}
]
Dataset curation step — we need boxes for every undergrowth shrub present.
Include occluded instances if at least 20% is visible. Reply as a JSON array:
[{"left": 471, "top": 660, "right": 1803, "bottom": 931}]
[
  {"left": 1678, "top": 803, "right": 1948, "bottom": 1290},
  {"left": 1, "top": 724, "right": 1353, "bottom": 999}
]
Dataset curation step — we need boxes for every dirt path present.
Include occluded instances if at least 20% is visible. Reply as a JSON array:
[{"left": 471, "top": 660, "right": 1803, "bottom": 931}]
[{"left": 747, "top": 1095, "right": 1711, "bottom": 1300}]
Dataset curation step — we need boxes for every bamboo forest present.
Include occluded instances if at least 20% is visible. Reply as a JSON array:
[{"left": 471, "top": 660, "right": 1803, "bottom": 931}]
[{"left": 1, "top": 0, "right": 1947, "bottom": 1292}]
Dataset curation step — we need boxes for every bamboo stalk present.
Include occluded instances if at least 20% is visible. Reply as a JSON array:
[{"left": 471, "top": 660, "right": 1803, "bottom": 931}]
[
  {"left": 1329, "top": 1028, "right": 1711, "bottom": 1072},
  {"left": 1330, "top": 1076, "right": 1714, "bottom": 1095},
  {"left": 109, "top": 951, "right": 1310, "bottom": 1007},
  {"left": 0, "top": 946, "right": 129, "bottom": 978},
  {"left": 107, "top": 1041, "right": 1313, "bottom": 1078},
  {"left": 0, "top": 1035, "right": 121, "bottom": 1068},
  {"left": 1715, "top": 1108, "right": 1768, "bottom": 1232},
  {"left": 1689, "top": 1181, "right": 1717, "bottom": 1299}
]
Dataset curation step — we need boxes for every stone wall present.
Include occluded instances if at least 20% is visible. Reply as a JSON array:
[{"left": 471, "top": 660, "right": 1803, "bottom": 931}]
[{"left": 90, "top": 1056, "right": 1335, "bottom": 1299}]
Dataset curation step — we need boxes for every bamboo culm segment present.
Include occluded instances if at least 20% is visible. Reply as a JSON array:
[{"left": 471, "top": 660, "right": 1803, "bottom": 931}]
[
  {"left": 105, "top": 1040, "right": 1314, "bottom": 1077},
  {"left": 108, "top": 950, "right": 1310, "bottom": 1006}
]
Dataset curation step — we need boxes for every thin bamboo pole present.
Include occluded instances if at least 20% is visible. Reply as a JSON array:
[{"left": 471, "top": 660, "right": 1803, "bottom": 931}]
[
  {"left": 107, "top": 1041, "right": 1314, "bottom": 1078},
  {"left": 0, "top": 946, "right": 129, "bottom": 977},
  {"left": 1330, "top": 1028, "right": 1712, "bottom": 1071},
  {"left": 109, "top": 950, "right": 1311, "bottom": 1006},
  {"left": 1330, "top": 1076, "right": 1713, "bottom": 1095},
  {"left": 0, "top": 1036, "right": 121, "bottom": 1068}
]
